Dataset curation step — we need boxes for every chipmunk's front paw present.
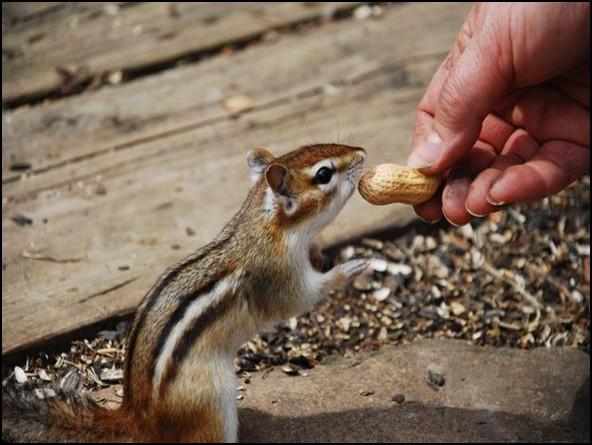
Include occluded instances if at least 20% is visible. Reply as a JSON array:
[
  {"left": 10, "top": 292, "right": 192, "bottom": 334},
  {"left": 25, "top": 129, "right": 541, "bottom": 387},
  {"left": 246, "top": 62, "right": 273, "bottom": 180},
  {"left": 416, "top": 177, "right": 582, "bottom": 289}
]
[
  {"left": 324, "top": 259, "right": 368, "bottom": 291},
  {"left": 337, "top": 259, "right": 369, "bottom": 282}
]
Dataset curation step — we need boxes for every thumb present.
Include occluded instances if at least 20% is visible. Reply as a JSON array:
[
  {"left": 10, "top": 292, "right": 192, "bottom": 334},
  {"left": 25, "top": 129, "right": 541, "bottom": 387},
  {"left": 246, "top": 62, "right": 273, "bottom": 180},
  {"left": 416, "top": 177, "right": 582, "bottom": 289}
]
[{"left": 408, "top": 30, "right": 513, "bottom": 175}]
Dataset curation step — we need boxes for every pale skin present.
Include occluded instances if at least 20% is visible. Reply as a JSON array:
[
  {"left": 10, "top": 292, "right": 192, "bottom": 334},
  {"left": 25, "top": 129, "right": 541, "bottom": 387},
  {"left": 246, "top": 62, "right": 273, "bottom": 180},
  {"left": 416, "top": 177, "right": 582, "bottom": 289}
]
[{"left": 407, "top": 2, "right": 590, "bottom": 226}]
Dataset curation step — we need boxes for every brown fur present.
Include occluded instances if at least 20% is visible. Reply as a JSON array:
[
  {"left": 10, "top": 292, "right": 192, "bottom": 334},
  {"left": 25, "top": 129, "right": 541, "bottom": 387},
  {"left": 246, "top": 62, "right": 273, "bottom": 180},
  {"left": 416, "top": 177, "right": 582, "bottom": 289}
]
[
  {"left": 147, "top": 403, "right": 225, "bottom": 443},
  {"left": 159, "top": 286, "right": 239, "bottom": 398},
  {"left": 278, "top": 143, "right": 363, "bottom": 169},
  {"left": 272, "top": 144, "right": 363, "bottom": 228},
  {"left": 2, "top": 386, "right": 131, "bottom": 443}
]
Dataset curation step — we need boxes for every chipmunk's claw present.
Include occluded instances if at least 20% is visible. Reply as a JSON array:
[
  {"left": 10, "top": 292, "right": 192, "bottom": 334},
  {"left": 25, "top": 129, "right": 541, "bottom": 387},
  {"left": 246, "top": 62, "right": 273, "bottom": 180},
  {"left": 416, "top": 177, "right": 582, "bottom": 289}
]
[{"left": 338, "top": 259, "right": 369, "bottom": 281}]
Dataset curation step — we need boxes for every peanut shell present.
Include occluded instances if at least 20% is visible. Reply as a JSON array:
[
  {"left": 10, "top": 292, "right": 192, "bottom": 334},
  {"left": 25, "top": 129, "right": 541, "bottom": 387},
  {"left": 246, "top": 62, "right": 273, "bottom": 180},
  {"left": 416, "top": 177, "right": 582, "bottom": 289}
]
[{"left": 358, "top": 164, "right": 441, "bottom": 205}]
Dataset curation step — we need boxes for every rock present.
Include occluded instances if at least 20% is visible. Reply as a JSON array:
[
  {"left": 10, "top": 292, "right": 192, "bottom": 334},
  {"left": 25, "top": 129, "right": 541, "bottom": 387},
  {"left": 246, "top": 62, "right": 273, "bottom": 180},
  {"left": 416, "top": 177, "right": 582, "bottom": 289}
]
[
  {"left": 372, "top": 288, "right": 390, "bottom": 302},
  {"left": 282, "top": 366, "right": 299, "bottom": 376},
  {"left": 223, "top": 95, "right": 253, "bottom": 113},
  {"left": 9, "top": 161, "right": 32, "bottom": 172},
  {"left": 382, "top": 275, "right": 399, "bottom": 292},
  {"left": 425, "top": 236, "right": 437, "bottom": 251},
  {"left": 107, "top": 71, "right": 123, "bottom": 85},
  {"left": 386, "top": 263, "right": 412, "bottom": 276},
  {"left": 322, "top": 84, "right": 341, "bottom": 96},
  {"left": 100, "top": 368, "right": 123, "bottom": 382},
  {"left": 361, "top": 238, "right": 384, "bottom": 250},
  {"left": 337, "top": 317, "right": 352, "bottom": 332},
  {"left": 92, "top": 340, "right": 589, "bottom": 443},
  {"left": 353, "top": 5, "right": 373, "bottom": 20},
  {"left": 14, "top": 366, "right": 27, "bottom": 384},
  {"left": 288, "top": 317, "right": 298, "bottom": 330},
  {"left": 10, "top": 214, "right": 33, "bottom": 227},
  {"left": 38, "top": 369, "right": 52, "bottom": 381},
  {"left": 392, "top": 393, "right": 405, "bottom": 404},
  {"left": 449, "top": 301, "right": 466, "bottom": 316},
  {"left": 427, "top": 370, "right": 446, "bottom": 389},
  {"left": 237, "top": 340, "right": 590, "bottom": 443},
  {"left": 570, "top": 290, "right": 584, "bottom": 304},
  {"left": 369, "top": 258, "right": 388, "bottom": 273},
  {"left": 341, "top": 246, "right": 355, "bottom": 261}
]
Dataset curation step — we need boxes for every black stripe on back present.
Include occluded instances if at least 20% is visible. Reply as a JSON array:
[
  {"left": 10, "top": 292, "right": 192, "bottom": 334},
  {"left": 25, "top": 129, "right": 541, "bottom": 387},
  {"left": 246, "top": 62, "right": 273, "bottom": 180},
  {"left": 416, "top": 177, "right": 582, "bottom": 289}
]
[
  {"left": 148, "top": 268, "right": 232, "bottom": 380},
  {"left": 159, "top": 290, "right": 237, "bottom": 397},
  {"left": 123, "top": 240, "right": 223, "bottom": 404}
]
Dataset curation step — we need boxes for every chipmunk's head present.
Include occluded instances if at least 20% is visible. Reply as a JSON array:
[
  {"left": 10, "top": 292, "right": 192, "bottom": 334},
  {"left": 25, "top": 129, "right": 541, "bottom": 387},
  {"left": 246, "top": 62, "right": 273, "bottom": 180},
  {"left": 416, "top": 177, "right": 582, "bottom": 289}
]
[{"left": 247, "top": 144, "right": 366, "bottom": 237}]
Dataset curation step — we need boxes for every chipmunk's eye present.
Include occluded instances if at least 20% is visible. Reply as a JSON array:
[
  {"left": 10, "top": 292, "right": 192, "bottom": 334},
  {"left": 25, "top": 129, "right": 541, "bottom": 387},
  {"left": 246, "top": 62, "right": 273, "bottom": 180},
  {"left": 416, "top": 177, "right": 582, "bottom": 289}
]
[{"left": 314, "top": 167, "right": 334, "bottom": 185}]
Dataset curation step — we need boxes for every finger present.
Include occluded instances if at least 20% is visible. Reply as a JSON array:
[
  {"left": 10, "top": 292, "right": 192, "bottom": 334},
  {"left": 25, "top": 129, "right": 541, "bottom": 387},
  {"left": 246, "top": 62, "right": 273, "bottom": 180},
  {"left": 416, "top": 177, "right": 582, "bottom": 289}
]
[
  {"left": 422, "top": 141, "right": 497, "bottom": 222},
  {"left": 441, "top": 169, "right": 472, "bottom": 226},
  {"left": 496, "top": 84, "right": 590, "bottom": 147},
  {"left": 423, "top": 114, "right": 511, "bottom": 188},
  {"left": 432, "top": 140, "right": 496, "bottom": 219},
  {"left": 466, "top": 154, "right": 524, "bottom": 215},
  {"left": 408, "top": 29, "right": 514, "bottom": 175},
  {"left": 414, "top": 190, "right": 443, "bottom": 224},
  {"left": 410, "top": 7, "right": 476, "bottom": 158},
  {"left": 488, "top": 141, "right": 590, "bottom": 205},
  {"left": 466, "top": 129, "right": 539, "bottom": 215},
  {"left": 464, "top": 140, "right": 498, "bottom": 172},
  {"left": 412, "top": 54, "right": 461, "bottom": 149},
  {"left": 412, "top": 110, "right": 434, "bottom": 150},
  {"left": 466, "top": 169, "right": 505, "bottom": 217},
  {"left": 499, "top": 128, "right": 540, "bottom": 159},
  {"left": 478, "top": 114, "right": 515, "bottom": 153}
]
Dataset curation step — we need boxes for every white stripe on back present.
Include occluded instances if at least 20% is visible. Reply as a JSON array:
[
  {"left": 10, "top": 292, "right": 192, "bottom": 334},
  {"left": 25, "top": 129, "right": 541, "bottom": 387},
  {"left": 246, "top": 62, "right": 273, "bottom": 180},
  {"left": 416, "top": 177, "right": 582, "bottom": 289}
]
[{"left": 152, "top": 276, "right": 236, "bottom": 395}]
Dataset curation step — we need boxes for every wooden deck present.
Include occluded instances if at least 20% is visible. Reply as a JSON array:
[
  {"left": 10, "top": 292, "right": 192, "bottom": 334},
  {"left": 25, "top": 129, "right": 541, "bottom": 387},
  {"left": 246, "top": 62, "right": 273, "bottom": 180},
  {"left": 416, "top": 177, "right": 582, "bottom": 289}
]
[{"left": 2, "top": 2, "right": 471, "bottom": 355}]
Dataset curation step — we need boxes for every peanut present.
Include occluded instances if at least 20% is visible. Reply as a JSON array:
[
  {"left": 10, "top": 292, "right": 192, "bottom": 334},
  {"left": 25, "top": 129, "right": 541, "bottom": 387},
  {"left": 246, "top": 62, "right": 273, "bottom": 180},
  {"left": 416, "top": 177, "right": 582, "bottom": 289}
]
[{"left": 358, "top": 164, "right": 441, "bottom": 205}]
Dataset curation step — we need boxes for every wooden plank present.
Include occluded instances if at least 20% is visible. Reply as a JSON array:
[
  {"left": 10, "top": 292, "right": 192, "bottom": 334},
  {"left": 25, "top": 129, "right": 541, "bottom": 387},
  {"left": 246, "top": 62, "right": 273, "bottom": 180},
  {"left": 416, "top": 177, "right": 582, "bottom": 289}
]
[
  {"left": 2, "top": 3, "right": 135, "bottom": 29},
  {"left": 1, "top": 3, "right": 66, "bottom": 23},
  {"left": 2, "top": 3, "right": 472, "bottom": 354},
  {"left": 2, "top": 2, "right": 469, "bottom": 185},
  {"left": 2, "top": 2, "right": 359, "bottom": 104}
]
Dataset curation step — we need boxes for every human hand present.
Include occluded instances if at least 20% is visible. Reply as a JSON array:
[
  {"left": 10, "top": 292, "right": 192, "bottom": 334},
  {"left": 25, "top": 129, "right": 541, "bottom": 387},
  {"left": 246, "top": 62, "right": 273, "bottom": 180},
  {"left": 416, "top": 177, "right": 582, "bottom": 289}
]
[{"left": 408, "top": 2, "right": 590, "bottom": 225}]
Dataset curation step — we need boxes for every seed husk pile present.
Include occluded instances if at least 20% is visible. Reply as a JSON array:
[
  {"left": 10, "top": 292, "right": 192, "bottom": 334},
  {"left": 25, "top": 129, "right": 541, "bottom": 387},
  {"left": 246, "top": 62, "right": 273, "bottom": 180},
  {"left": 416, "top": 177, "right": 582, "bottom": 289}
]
[{"left": 3, "top": 178, "right": 589, "bottom": 393}]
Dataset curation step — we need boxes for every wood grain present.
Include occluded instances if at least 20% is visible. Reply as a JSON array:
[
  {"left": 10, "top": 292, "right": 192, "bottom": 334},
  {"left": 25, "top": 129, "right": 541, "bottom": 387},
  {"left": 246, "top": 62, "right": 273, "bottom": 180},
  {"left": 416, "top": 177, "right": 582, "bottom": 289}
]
[
  {"left": 2, "top": 2, "right": 66, "bottom": 23},
  {"left": 2, "top": 2, "right": 359, "bottom": 104},
  {"left": 2, "top": 2, "right": 472, "bottom": 354}
]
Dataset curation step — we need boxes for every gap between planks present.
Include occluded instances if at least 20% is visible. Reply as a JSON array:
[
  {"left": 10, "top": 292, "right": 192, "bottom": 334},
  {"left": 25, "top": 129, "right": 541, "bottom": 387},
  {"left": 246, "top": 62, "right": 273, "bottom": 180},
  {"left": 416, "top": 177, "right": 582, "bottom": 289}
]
[
  {"left": 2, "top": 51, "right": 447, "bottom": 192},
  {"left": 2, "top": 2, "right": 362, "bottom": 107},
  {"left": 3, "top": 3, "right": 471, "bottom": 187}
]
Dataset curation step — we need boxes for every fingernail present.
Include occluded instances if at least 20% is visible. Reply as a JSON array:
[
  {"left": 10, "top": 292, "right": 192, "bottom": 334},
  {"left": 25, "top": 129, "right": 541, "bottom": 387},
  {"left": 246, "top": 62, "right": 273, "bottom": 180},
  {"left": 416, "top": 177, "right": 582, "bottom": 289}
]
[
  {"left": 465, "top": 204, "right": 487, "bottom": 218},
  {"left": 487, "top": 178, "right": 507, "bottom": 206},
  {"left": 417, "top": 215, "right": 441, "bottom": 224},
  {"left": 486, "top": 194, "right": 506, "bottom": 206},
  {"left": 407, "top": 130, "right": 444, "bottom": 168},
  {"left": 441, "top": 207, "right": 460, "bottom": 227}
]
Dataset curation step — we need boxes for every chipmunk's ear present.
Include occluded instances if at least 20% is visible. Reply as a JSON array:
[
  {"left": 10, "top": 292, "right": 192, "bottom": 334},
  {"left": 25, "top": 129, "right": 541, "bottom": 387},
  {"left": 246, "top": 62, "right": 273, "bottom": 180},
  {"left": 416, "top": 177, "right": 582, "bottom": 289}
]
[
  {"left": 265, "top": 164, "right": 289, "bottom": 197},
  {"left": 247, "top": 148, "right": 275, "bottom": 183}
]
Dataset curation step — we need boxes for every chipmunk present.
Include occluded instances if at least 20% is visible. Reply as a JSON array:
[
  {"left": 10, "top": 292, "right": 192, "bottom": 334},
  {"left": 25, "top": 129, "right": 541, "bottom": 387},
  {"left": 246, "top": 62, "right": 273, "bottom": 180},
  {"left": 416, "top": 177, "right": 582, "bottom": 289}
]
[{"left": 2, "top": 143, "right": 368, "bottom": 443}]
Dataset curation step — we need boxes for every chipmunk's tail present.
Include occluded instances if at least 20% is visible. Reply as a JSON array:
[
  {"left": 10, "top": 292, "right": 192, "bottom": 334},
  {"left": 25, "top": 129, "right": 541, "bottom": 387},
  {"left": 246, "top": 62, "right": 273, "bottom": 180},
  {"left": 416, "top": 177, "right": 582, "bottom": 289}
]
[{"left": 2, "top": 386, "right": 133, "bottom": 443}]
